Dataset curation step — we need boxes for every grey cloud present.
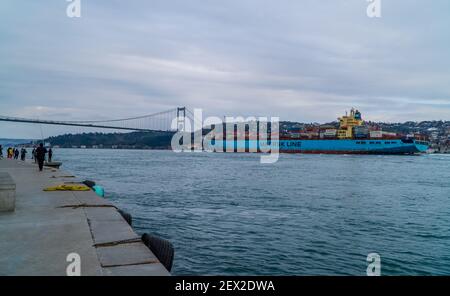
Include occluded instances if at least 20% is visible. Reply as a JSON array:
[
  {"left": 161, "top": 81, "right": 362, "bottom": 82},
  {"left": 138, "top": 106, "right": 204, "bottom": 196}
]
[{"left": 1, "top": 0, "right": 450, "bottom": 137}]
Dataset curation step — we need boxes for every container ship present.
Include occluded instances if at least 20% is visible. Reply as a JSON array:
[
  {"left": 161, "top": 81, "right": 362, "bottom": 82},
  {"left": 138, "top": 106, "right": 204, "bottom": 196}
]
[{"left": 214, "top": 109, "right": 429, "bottom": 154}]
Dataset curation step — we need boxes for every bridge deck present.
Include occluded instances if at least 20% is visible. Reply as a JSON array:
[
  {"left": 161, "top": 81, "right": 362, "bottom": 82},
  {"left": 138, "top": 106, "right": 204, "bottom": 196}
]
[{"left": 0, "top": 158, "right": 169, "bottom": 276}]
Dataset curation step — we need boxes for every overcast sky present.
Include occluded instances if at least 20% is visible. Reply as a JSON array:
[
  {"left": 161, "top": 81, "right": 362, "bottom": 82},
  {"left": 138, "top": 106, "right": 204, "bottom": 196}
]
[{"left": 1, "top": 0, "right": 450, "bottom": 138}]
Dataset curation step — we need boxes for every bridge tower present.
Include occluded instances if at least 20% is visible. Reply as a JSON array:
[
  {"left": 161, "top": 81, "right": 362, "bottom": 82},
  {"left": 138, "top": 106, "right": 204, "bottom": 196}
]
[{"left": 176, "top": 107, "right": 186, "bottom": 132}]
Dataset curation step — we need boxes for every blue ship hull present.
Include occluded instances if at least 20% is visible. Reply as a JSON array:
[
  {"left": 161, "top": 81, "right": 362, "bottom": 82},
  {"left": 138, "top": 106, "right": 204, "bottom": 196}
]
[{"left": 211, "top": 139, "right": 429, "bottom": 154}]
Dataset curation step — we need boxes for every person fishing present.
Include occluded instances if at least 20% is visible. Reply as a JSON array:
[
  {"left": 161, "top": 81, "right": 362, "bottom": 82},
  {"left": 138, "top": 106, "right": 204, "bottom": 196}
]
[{"left": 35, "top": 143, "right": 47, "bottom": 172}]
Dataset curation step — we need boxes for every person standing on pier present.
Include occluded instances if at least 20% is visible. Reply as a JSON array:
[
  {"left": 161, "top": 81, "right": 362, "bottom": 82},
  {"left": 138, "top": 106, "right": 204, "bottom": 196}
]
[
  {"left": 0, "top": 145, "right": 3, "bottom": 159},
  {"left": 20, "top": 148, "right": 27, "bottom": 161},
  {"left": 48, "top": 148, "right": 53, "bottom": 163},
  {"left": 35, "top": 143, "right": 47, "bottom": 172},
  {"left": 14, "top": 148, "right": 19, "bottom": 160},
  {"left": 32, "top": 147, "right": 36, "bottom": 163}
]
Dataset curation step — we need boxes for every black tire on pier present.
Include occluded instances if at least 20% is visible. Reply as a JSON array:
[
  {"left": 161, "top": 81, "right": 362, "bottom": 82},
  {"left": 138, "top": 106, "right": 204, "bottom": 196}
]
[
  {"left": 142, "top": 233, "right": 174, "bottom": 272},
  {"left": 118, "top": 209, "right": 132, "bottom": 226},
  {"left": 82, "top": 180, "right": 96, "bottom": 188}
]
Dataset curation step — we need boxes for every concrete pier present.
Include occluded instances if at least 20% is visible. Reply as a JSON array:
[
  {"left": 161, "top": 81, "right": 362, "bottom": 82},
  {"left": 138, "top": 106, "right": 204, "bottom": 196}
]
[{"left": 0, "top": 159, "right": 170, "bottom": 276}]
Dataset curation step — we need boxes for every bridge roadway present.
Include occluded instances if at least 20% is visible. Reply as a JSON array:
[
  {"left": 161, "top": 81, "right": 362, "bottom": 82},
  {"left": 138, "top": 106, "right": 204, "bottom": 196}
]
[
  {"left": 0, "top": 116, "right": 156, "bottom": 132},
  {"left": 0, "top": 158, "right": 170, "bottom": 276}
]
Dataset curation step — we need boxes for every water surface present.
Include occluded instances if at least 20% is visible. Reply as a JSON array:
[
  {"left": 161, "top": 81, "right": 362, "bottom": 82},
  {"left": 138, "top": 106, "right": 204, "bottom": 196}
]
[{"left": 56, "top": 149, "right": 450, "bottom": 275}]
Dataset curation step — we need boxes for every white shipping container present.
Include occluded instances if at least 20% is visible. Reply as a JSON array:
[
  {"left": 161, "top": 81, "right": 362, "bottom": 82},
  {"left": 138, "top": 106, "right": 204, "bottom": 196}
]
[
  {"left": 324, "top": 129, "right": 337, "bottom": 136},
  {"left": 370, "top": 131, "right": 383, "bottom": 138}
]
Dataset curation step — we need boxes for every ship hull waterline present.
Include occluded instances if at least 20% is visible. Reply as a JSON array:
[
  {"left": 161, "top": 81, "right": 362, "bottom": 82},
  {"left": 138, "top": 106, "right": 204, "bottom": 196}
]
[{"left": 208, "top": 139, "right": 429, "bottom": 155}]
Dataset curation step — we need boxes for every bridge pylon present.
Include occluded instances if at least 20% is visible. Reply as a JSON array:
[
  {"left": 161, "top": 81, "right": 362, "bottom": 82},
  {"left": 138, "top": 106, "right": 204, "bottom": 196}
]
[{"left": 176, "top": 107, "right": 186, "bottom": 132}]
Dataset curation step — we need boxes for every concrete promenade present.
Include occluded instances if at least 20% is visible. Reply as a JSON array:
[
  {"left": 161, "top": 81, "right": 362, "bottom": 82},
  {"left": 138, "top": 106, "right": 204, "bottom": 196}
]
[{"left": 0, "top": 158, "right": 170, "bottom": 276}]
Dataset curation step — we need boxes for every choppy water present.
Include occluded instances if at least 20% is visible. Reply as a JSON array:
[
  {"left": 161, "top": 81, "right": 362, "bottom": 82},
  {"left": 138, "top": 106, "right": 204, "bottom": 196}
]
[{"left": 55, "top": 149, "right": 450, "bottom": 275}]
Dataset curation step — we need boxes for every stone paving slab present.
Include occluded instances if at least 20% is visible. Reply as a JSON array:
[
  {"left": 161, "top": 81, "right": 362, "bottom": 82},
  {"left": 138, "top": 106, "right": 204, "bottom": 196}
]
[
  {"left": 0, "top": 209, "right": 101, "bottom": 276},
  {"left": 84, "top": 207, "right": 124, "bottom": 222},
  {"left": 89, "top": 220, "right": 141, "bottom": 246},
  {"left": 71, "top": 191, "right": 115, "bottom": 207},
  {"left": 103, "top": 263, "right": 171, "bottom": 276},
  {"left": 96, "top": 242, "right": 159, "bottom": 267}
]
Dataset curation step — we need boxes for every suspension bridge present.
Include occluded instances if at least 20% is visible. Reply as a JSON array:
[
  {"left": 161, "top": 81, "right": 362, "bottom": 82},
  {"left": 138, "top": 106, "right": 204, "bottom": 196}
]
[{"left": 0, "top": 107, "right": 199, "bottom": 133}]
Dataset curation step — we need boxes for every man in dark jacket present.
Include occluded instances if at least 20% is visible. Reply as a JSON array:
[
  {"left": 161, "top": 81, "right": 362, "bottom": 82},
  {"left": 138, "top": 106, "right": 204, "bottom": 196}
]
[
  {"left": 35, "top": 143, "right": 47, "bottom": 171},
  {"left": 20, "top": 148, "right": 27, "bottom": 161}
]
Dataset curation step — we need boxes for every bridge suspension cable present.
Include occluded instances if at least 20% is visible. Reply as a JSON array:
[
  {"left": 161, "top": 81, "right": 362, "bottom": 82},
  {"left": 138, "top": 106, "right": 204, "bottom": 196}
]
[
  {"left": 0, "top": 107, "right": 189, "bottom": 132},
  {"left": 60, "top": 108, "right": 180, "bottom": 124}
]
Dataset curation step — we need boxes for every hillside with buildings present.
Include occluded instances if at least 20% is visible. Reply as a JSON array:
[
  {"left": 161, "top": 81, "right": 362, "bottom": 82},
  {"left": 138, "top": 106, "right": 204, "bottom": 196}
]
[
  {"left": 45, "top": 131, "right": 174, "bottom": 150},
  {"left": 40, "top": 120, "right": 450, "bottom": 153}
]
